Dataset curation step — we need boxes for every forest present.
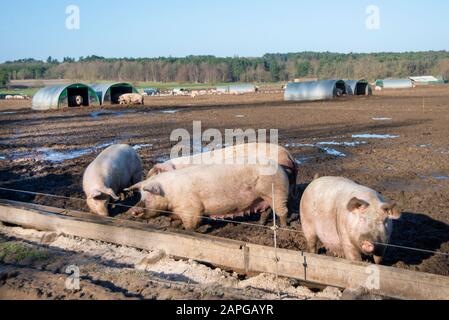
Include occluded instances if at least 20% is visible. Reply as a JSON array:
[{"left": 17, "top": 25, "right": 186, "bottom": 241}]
[{"left": 1, "top": 51, "right": 449, "bottom": 85}]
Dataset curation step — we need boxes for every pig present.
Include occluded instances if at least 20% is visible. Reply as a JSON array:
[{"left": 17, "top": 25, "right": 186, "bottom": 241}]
[
  {"left": 300, "top": 176, "right": 401, "bottom": 264},
  {"left": 147, "top": 143, "right": 298, "bottom": 188},
  {"left": 83, "top": 144, "right": 143, "bottom": 217},
  {"left": 118, "top": 93, "right": 144, "bottom": 105},
  {"left": 125, "top": 163, "right": 290, "bottom": 230},
  {"left": 69, "top": 95, "right": 84, "bottom": 106}
]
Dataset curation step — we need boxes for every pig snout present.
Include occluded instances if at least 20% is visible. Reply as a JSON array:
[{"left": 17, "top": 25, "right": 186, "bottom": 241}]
[
  {"left": 361, "top": 241, "right": 375, "bottom": 254},
  {"left": 87, "top": 197, "right": 110, "bottom": 217}
]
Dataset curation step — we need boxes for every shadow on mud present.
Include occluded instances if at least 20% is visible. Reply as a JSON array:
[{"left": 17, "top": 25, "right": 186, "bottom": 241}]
[{"left": 382, "top": 212, "right": 449, "bottom": 266}]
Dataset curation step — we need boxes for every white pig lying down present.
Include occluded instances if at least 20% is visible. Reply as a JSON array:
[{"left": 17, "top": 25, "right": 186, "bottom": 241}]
[
  {"left": 125, "top": 163, "right": 290, "bottom": 231},
  {"left": 300, "top": 177, "right": 401, "bottom": 264},
  {"left": 147, "top": 142, "right": 299, "bottom": 189},
  {"left": 83, "top": 144, "right": 143, "bottom": 217}
]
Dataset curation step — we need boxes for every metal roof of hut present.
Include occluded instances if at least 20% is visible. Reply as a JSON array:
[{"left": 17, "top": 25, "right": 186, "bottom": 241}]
[
  {"left": 284, "top": 80, "right": 347, "bottom": 101},
  {"left": 90, "top": 82, "right": 138, "bottom": 104},
  {"left": 32, "top": 83, "right": 100, "bottom": 110},
  {"left": 217, "top": 84, "right": 257, "bottom": 94},
  {"left": 375, "top": 79, "right": 413, "bottom": 89},
  {"left": 345, "top": 80, "right": 372, "bottom": 96}
]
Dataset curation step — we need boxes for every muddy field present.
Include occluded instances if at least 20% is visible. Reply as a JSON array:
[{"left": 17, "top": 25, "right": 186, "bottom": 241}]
[{"left": 1, "top": 86, "right": 449, "bottom": 294}]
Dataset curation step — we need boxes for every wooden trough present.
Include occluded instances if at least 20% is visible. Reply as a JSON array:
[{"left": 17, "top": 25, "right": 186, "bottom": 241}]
[{"left": 0, "top": 200, "right": 448, "bottom": 300}]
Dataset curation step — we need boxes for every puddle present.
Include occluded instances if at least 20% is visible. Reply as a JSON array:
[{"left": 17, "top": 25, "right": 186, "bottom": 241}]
[
  {"left": 0, "top": 156, "right": 5, "bottom": 160},
  {"left": 0, "top": 111, "right": 17, "bottom": 115},
  {"left": 36, "top": 148, "right": 93, "bottom": 163},
  {"left": 285, "top": 140, "right": 366, "bottom": 158},
  {"left": 352, "top": 134, "right": 399, "bottom": 139},
  {"left": 419, "top": 174, "right": 449, "bottom": 181},
  {"left": 286, "top": 142, "right": 351, "bottom": 159},
  {"left": 418, "top": 144, "right": 432, "bottom": 148},
  {"left": 295, "top": 156, "right": 313, "bottom": 165},
  {"left": 319, "top": 147, "right": 346, "bottom": 157},
  {"left": 285, "top": 143, "right": 315, "bottom": 148},
  {"left": 316, "top": 141, "right": 367, "bottom": 147},
  {"left": 372, "top": 118, "right": 392, "bottom": 121},
  {"left": 133, "top": 144, "right": 153, "bottom": 151},
  {"left": 160, "top": 110, "right": 180, "bottom": 114},
  {"left": 90, "top": 110, "right": 127, "bottom": 118},
  {"left": 10, "top": 142, "right": 114, "bottom": 163}
]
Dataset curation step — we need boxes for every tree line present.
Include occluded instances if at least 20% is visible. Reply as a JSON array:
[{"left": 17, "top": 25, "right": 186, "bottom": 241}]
[{"left": 1, "top": 51, "right": 449, "bottom": 85}]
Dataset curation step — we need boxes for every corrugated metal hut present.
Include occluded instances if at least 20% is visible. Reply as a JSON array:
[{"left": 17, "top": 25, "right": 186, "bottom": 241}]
[
  {"left": 91, "top": 82, "right": 139, "bottom": 104},
  {"left": 345, "top": 80, "right": 372, "bottom": 96},
  {"left": 217, "top": 84, "right": 257, "bottom": 94},
  {"left": 410, "top": 76, "right": 446, "bottom": 86},
  {"left": 32, "top": 83, "right": 100, "bottom": 110},
  {"left": 284, "top": 80, "right": 347, "bottom": 101},
  {"left": 229, "top": 83, "right": 257, "bottom": 94},
  {"left": 375, "top": 79, "right": 413, "bottom": 89}
]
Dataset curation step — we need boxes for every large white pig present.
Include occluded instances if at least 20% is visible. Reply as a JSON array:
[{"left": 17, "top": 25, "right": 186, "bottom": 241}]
[
  {"left": 147, "top": 143, "right": 298, "bottom": 188},
  {"left": 126, "top": 163, "right": 290, "bottom": 230},
  {"left": 300, "top": 177, "right": 401, "bottom": 264},
  {"left": 83, "top": 144, "right": 143, "bottom": 216}
]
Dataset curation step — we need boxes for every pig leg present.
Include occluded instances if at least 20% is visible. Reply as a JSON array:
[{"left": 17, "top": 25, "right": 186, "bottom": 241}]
[
  {"left": 272, "top": 203, "right": 288, "bottom": 228},
  {"left": 301, "top": 223, "right": 319, "bottom": 254},
  {"left": 260, "top": 196, "right": 289, "bottom": 227},
  {"left": 306, "top": 236, "right": 318, "bottom": 254},
  {"left": 259, "top": 209, "right": 271, "bottom": 225},
  {"left": 169, "top": 213, "right": 183, "bottom": 228},
  {"left": 343, "top": 245, "right": 363, "bottom": 262},
  {"left": 373, "top": 255, "right": 383, "bottom": 265},
  {"left": 179, "top": 209, "right": 202, "bottom": 231}
]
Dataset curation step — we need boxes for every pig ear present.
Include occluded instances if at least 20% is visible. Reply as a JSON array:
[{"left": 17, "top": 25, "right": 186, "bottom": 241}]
[
  {"left": 347, "top": 197, "right": 370, "bottom": 214},
  {"left": 101, "top": 188, "right": 120, "bottom": 201},
  {"left": 124, "top": 182, "right": 143, "bottom": 192},
  {"left": 143, "top": 183, "right": 164, "bottom": 196},
  {"left": 382, "top": 202, "right": 402, "bottom": 220},
  {"left": 147, "top": 168, "right": 158, "bottom": 178},
  {"left": 147, "top": 165, "right": 164, "bottom": 178},
  {"left": 91, "top": 190, "right": 104, "bottom": 200}
]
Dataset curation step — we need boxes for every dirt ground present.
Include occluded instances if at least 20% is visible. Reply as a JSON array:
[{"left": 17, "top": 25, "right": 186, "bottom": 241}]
[{"left": 1, "top": 86, "right": 449, "bottom": 298}]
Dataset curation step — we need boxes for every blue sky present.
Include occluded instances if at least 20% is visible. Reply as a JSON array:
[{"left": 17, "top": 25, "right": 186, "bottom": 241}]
[{"left": 1, "top": 0, "right": 449, "bottom": 62}]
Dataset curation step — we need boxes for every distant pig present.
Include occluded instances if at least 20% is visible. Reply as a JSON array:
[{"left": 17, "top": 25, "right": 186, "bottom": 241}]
[
  {"left": 126, "top": 163, "right": 290, "bottom": 230},
  {"left": 69, "top": 95, "right": 84, "bottom": 106},
  {"left": 300, "top": 177, "right": 401, "bottom": 264},
  {"left": 83, "top": 144, "right": 143, "bottom": 216},
  {"left": 118, "top": 93, "right": 144, "bottom": 105}
]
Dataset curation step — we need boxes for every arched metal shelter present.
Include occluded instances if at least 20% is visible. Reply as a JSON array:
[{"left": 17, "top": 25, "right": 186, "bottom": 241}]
[
  {"left": 345, "top": 80, "right": 372, "bottom": 96},
  {"left": 91, "top": 82, "right": 139, "bottom": 104},
  {"left": 217, "top": 84, "right": 257, "bottom": 94},
  {"left": 375, "top": 79, "right": 413, "bottom": 89},
  {"left": 284, "top": 80, "right": 347, "bottom": 101},
  {"left": 32, "top": 83, "right": 100, "bottom": 110}
]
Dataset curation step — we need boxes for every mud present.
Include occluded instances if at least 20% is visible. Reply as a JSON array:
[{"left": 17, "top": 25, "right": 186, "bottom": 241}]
[{"left": 1, "top": 86, "right": 449, "bottom": 280}]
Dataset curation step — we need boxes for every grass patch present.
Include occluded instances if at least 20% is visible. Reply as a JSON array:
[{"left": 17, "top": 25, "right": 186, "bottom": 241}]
[
  {"left": 0, "top": 88, "right": 38, "bottom": 96},
  {"left": 0, "top": 242, "right": 48, "bottom": 263}
]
